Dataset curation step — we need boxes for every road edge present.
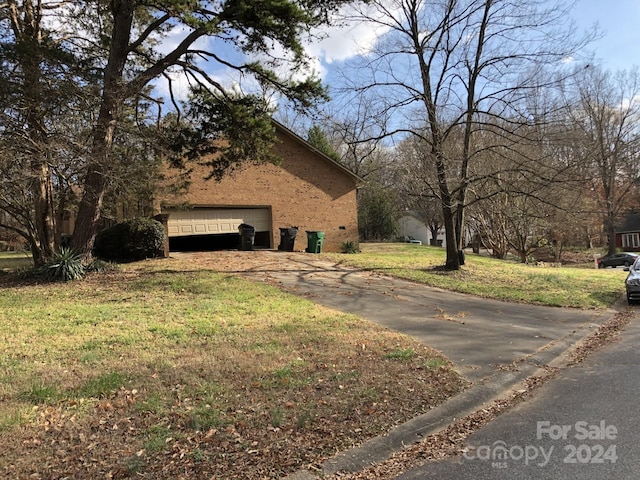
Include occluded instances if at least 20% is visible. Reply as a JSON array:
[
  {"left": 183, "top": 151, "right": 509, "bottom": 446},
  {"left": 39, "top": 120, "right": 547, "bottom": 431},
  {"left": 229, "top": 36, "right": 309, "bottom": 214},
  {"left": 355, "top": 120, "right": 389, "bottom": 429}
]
[{"left": 283, "top": 301, "right": 630, "bottom": 479}]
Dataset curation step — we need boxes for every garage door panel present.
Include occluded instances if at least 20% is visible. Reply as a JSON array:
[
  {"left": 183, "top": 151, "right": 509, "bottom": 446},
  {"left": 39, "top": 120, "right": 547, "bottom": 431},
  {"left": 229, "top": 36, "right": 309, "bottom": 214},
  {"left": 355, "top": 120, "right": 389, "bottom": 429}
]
[{"left": 166, "top": 208, "right": 270, "bottom": 237}]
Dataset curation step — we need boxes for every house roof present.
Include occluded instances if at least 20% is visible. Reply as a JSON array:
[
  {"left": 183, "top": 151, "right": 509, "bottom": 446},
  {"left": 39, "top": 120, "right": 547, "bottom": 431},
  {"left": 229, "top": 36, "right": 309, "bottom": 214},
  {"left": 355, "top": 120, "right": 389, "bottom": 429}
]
[
  {"left": 616, "top": 212, "right": 640, "bottom": 233},
  {"left": 272, "top": 120, "right": 366, "bottom": 186}
]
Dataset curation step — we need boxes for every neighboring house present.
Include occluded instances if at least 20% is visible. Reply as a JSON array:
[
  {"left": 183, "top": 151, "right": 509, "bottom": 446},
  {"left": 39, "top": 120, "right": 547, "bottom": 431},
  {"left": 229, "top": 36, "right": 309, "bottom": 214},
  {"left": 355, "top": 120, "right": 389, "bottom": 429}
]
[
  {"left": 615, "top": 213, "right": 640, "bottom": 251},
  {"left": 397, "top": 211, "right": 446, "bottom": 247},
  {"left": 156, "top": 121, "right": 363, "bottom": 253}
]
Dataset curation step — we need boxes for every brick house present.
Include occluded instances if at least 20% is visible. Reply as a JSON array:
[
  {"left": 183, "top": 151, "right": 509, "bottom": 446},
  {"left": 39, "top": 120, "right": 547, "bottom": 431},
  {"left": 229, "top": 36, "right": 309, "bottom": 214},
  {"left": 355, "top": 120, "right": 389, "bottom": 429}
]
[
  {"left": 156, "top": 121, "right": 363, "bottom": 253},
  {"left": 615, "top": 212, "right": 640, "bottom": 251}
]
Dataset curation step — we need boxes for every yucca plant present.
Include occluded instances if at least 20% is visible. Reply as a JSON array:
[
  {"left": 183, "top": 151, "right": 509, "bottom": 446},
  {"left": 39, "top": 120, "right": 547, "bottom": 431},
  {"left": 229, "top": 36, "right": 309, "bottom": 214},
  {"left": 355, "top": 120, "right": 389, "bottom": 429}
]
[
  {"left": 42, "top": 247, "right": 85, "bottom": 282},
  {"left": 341, "top": 240, "right": 359, "bottom": 254}
]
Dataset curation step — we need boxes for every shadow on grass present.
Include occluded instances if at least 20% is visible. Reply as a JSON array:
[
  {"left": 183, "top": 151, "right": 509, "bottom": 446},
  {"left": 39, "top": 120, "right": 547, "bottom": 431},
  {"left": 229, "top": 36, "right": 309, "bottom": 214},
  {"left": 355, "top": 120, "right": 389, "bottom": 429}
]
[
  {"left": 0, "top": 256, "right": 40, "bottom": 288},
  {"left": 589, "top": 290, "right": 625, "bottom": 307},
  {"left": 0, "top": 255, "right": 33, "bottom": 271}
]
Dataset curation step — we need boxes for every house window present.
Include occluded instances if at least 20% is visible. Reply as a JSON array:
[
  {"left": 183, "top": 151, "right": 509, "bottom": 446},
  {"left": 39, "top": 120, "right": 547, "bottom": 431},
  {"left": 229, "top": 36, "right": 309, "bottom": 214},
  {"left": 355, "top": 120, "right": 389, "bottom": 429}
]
[{"left": 622, "top": 233, "right": 640, "bottom": 248}]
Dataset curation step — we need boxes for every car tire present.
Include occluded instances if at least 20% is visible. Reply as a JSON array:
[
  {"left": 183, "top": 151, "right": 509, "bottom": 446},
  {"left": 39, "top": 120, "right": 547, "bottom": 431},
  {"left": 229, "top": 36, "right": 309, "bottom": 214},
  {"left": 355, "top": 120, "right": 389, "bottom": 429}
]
[
  {"left": 598, "top": 263, "right": 605, "bottom": 269},
  {"left": 625, "top": 261, "right": 631, "bottom": 267}
]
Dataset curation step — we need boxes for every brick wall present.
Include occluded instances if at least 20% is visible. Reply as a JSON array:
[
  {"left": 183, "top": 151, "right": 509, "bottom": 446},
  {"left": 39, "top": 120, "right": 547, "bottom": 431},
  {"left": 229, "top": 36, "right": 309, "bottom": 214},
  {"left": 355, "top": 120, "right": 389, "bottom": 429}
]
[{"left": 159, "top": 126, "right": 360, "bottom": 253}]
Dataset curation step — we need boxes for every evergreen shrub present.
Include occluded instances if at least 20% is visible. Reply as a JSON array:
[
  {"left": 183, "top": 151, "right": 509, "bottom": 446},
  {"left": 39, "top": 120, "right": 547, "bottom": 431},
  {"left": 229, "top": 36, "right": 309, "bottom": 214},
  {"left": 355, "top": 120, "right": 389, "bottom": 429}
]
[{"left": 93, "top": 218, "right": 165, "bottom": 262}]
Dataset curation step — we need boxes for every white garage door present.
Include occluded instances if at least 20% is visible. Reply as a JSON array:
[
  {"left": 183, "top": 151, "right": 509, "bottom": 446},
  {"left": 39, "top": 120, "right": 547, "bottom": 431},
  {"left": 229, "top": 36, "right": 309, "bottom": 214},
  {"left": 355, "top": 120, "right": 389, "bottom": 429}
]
[{"left": 166, "top": 208, "right": 271, "bottom": 237}]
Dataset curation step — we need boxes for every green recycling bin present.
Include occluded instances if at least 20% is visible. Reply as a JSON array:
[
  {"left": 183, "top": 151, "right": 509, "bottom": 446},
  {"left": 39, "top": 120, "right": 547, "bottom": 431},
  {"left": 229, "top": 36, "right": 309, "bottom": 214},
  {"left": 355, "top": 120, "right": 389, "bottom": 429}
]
[{"left": 305, "top": 231, "right": 325, "bottom": 254}]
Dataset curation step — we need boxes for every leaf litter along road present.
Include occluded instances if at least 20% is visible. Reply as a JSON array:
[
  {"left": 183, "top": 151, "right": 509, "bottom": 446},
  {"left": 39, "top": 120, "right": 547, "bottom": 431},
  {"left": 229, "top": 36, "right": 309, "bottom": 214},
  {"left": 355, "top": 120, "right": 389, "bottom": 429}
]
[
  {"left": 328, "top": 310, "right": 633, "bottom": 480},
  {"left": 0, "top": 252, "right": 467, "bottom": 479}
]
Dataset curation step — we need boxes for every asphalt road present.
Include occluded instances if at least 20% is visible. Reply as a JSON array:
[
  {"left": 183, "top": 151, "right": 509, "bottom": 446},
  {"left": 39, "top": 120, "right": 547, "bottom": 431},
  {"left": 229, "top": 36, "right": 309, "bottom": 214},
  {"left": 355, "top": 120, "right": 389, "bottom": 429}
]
[{"left": 395, "top": 313, "right": 640, "bottom": 480}]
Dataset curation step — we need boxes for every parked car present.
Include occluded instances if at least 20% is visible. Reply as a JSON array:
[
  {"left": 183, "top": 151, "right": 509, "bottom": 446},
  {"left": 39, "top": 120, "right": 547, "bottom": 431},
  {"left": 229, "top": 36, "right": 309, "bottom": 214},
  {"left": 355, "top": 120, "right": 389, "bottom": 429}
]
[
  {"left": 404, "top": 236, "right": 422, "bottom": 245},
  {"left": 597, "top": 252, "right": 639, "bottom": 268},
  {"left": 625, "top": 258, "right": 640, "bottom": 304}
]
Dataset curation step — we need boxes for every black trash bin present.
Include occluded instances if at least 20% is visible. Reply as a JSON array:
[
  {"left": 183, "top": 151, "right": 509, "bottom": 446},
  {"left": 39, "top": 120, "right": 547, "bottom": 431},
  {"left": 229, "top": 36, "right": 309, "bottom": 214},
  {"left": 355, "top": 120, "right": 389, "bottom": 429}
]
[
  {"left": 305, "top": 231, "right": 325, "bottom": 254},
  {"left": 278, "top": 227, "right": 299, "bottom": 252},
  {"left": 238, "top": 223, "right": 255, "bottom": 251}
]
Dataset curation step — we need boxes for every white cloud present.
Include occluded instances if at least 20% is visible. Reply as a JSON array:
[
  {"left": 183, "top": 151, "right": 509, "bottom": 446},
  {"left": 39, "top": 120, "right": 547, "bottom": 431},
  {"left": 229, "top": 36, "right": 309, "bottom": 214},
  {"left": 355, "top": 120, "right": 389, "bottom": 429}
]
[
  {"left": 305, "top": 4, "right": 395, "bottom": 67},
  {"left": 151, "top": 69, "right": 193, "bottom": 105},
  {"left": 151, "top": 4, "right": 396, "bottom": 102},
  {"left": 306, "top": 21, "right": 387, "bottom": 64},
  {"left": 152, "top": 65, "right": 252, "bottom": 107}
]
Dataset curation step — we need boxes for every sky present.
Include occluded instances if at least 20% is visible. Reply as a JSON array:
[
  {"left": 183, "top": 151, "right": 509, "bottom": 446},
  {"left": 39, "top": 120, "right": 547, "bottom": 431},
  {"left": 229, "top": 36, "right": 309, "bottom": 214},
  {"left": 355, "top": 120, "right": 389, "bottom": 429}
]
[
  {"left": 306, "top": 0, "right": 640, "bottom": 80},
  {"left": 569, "top": 0, "right": 640, "bottom": 72},
  {"left": 152, "top": 0, "right": 640, "bottom": 110}
]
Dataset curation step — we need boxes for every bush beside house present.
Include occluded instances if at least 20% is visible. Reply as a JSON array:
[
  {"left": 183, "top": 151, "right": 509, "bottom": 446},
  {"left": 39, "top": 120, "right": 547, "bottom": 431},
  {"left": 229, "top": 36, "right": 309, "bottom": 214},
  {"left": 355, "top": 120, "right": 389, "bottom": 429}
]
[{"left": 93, "top": 218, "right": 166, "bottom": 262}]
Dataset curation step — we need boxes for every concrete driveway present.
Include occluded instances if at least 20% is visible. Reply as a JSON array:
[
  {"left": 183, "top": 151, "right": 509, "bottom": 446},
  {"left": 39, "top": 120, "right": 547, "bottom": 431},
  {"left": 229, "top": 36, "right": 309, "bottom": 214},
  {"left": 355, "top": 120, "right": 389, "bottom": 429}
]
[{"left": 181, "top": 251, "right": 615, "bottom": 383}]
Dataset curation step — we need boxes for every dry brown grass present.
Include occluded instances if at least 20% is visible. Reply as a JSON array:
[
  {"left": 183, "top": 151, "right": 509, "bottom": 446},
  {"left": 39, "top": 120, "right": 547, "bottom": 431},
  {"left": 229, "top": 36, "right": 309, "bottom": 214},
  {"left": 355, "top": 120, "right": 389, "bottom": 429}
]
[{"left": 0, "top": 253, "right": 466, "bottom": 479}]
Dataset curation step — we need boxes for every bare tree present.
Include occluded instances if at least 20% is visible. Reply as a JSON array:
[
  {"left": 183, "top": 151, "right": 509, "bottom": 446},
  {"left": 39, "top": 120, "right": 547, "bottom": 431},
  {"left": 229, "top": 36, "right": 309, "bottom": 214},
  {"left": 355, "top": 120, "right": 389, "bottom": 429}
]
[
  {"left": 311, "top": 98, "right": 402, "bottom": 240},
  {"left": 464, "top": 145, "right": 552, "bottom": 263},
  {"left": 561, "top": 66, "right": 640, "bottom": 255},
  {"left": 339, "top": 0, "right": 592, "bottom": 269},
  {"left": 393, "top": 135, "right": 445, "bottom": 244},
  {"left": 320, "top": 95, "right": 395, "bottom": 180},
  {"left": 466, "top": 195, "right": 510, "bottom": 258}
]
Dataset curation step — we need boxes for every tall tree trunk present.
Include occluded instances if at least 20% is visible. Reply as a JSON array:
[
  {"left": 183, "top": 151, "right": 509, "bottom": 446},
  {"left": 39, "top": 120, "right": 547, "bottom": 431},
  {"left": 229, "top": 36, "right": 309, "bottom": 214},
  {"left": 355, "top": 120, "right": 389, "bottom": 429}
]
[
  {"left": 71, "top": 1, "right": 135, "bottom": 257},
  {"left": 454, "top": 0, "right": 492, "bottom": 255},
  {"left": 429, "top": 225, "right": 440, "bottom": 245},
  {"left": 434, "top": 150, "right": 460, "bottom": 270},
  {"left": 30, "top": 157, "right": 55, "bottom": 265},
  {"left": 412, "top": 1, "right": 461, "bottom": 271},
  {"left": 454, "top": 207, "right": 465, "bottom": 251},
  {"left": 605, "top": 215, "right": 617, "bottom": 256},
  {"left": 72, "top": 166, "right": 109, "bottom": 257},
  {"left": 19, "top": 1, "right": 55, "bottom": 265},
  {"left": 442, "top": 206, "right": 459, "bottom": 269}
]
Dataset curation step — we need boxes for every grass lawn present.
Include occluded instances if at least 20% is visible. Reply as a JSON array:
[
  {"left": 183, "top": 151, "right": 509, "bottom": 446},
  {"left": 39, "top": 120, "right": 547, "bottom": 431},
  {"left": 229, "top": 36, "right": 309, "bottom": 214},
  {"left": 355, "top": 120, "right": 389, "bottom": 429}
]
[
  {"left": 0, "top": 243, "right": 623, "bottom": 478},
  {"left": 326, "top": 243, "right": 624, "bottom": 309},
  {"left": 0, "top": 257, "right": 466, "bottom": 479},
  {"left": 0, "top": 251, "right": 33, "bottom": 272}
]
